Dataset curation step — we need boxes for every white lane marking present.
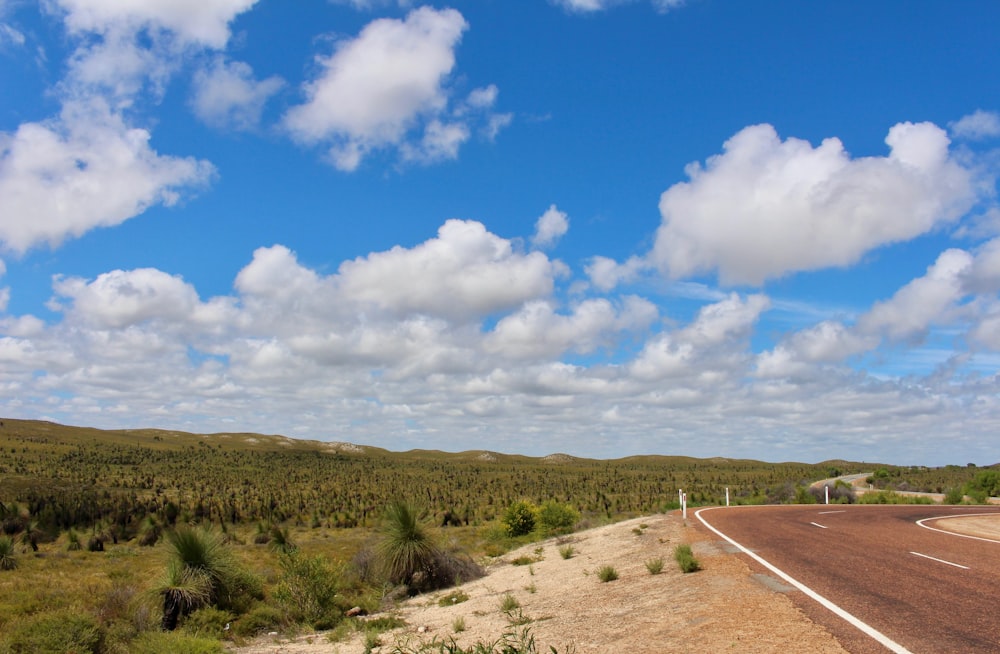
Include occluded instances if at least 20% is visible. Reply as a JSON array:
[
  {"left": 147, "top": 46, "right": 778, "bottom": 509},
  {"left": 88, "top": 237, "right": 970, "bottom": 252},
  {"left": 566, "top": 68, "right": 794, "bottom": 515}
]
[
  {"left": 810, "top": 522, "right": 828, "bottom": 529},
  {"left": 916, "top": 514, "right": 1000, "bottom": 545},
  {"left": 696, "top": 507, "right": 914, "bottom": 654},
  {"left": 818, "top": 510, "right": 846, "bottom": 515},
  {"left": 909, "top": 551, "right": 969, "bottom": 569}
]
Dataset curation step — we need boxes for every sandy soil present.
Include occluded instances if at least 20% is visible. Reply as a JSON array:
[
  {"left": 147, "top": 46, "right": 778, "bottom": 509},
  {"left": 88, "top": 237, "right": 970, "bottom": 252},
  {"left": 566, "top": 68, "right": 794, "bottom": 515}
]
[
  {"left": 233, "top": 513, "right": 848, "bottom": 653},
  {"left": 932, "top": 514, "right": 1000, "bottom": 540}
]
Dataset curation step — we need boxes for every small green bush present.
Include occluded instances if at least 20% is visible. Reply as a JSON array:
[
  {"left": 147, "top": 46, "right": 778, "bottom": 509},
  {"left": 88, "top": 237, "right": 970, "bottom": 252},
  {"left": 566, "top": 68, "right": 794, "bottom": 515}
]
[
  {"left": 499, "top": 593, "right": 520, "bottom": 612},
  {"left": 673, "top": 544, "right": 700, "bottom": 573},
  {"left": 452, "top": 616, "right": 466, "bottom": 633},
  {"left": 536, "top": 501, "right": 579, "bottom": 536},
  {"left": 558, "top": 545, "right": 574, "bottom": 560},
  {"left": 644, "top": 558, "right": 664, "bottom": 575},
  {"left": 272, "top": 550, "right": 341, "bottom": 628},
  {"left": 232, "top": 604, "right": 286, "bottom": 638},
  {"left": 364, "top": 616, "right": 407, "bottom": 632},
  {"left": 438, "top": 590, "right": 469, "bottom": 607},
  {"left": 858, "top": 491, "right": 932, "bottom": 505},
  {"left": 128, "top": 631, "right": 224, "bottom": 654},
  {"left": 0, "top": 610, "right": 101, "bottom": 653},
  {"left": 510, "top": 555, "right": 536, "bottom": 566},
  {"left": 387, "top": 624, "right": 552, "bottom": 653},
  {"left": 943, "top": 487, "right": 966, "bottom": 504},
  {"left": 596, "top": 565, "right": 618, "bottom": 582},
  {"left": 182, "top": 607, "right": 233, "bottom": 638},
  {"left": 501, "top": 502, "right": 536, "bottom": 538}
]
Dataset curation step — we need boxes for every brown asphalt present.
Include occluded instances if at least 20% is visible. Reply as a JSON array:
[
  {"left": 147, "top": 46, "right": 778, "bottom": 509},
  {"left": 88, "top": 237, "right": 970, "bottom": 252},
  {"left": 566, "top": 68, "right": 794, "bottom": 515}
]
[{"left": 695, "top": 504, "right": 1000, "bottom": 654}]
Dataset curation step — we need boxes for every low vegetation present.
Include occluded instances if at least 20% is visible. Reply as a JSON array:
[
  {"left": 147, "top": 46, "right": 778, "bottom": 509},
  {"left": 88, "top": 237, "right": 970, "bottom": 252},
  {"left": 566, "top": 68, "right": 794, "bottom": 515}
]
[
  {"left": 673, "top": 544, "right": 700, "bottom": 573},
  {"left": 0, "top": 418, "right": 993, "bottom": 652},
  {"left": 645, "top": 557, "right": 664, "bottom": 575},
  {"left": 596, "top": 565, "right": 619, "bottom": 582}
]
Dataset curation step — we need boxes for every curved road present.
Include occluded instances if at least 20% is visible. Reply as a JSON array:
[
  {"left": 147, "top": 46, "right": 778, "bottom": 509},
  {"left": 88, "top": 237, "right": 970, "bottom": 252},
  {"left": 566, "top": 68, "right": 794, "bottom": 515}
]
[{"left": 696, "top": 505, "right": 1000, "bottom": 654}]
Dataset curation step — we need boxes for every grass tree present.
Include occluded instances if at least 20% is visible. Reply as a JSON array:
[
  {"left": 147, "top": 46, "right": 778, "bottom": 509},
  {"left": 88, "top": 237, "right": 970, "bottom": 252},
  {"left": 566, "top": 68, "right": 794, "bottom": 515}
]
[
  {"left": 376, "top": 501, "right": 440, "bottom": 592},
  {"left": 156, "top": 560, "right": 212, "bottom": 630},
  {"left": 19, "top": 520, "right": 41, "bottom": 552},
  {"left": 157, "top": 526, "right": 260, "bottom": 630},
  {"left": 0, "top": 535, "right": 17, "bottom": 571}
]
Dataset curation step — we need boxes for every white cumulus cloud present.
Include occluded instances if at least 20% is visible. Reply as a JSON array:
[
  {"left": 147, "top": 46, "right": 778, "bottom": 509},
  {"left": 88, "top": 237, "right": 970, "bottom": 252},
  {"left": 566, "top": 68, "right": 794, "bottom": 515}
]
[
  {"left": 652, "top": 122, "right": 979, "bottom": 285},
  {"left": 485, "top": 296, "right": 656, "bottom": 359},
  {"left": 53, "top": 0, "right": 259, "bottom": 48},
  {"left": 553, "top": 0, "right": 684, "bottom": 13},
  {"left": 336, "top": 219, "right": 556, "bottom": 321},
  {"left": 532, "top": 205, "right": 569, "bottom": 249},
  {"left": 950, "top": 110, "right": 1000, "bottom": 141},
  {"left": 859, "top": 249, "right": 973, "bottom": 342},
  {"left": 0, "top": 100, "right": 215, "bottom": 254},
  {"left": 190, "top": 58, "right": 285, "bottom": 130},
  {"left": 283, "top": 7, "right": 468, "bottom": 171}
]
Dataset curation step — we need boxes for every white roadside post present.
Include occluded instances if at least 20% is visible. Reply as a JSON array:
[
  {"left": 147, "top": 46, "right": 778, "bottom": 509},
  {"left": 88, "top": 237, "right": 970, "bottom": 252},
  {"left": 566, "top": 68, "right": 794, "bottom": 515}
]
[
  {"left": 726, "top": 487, "right": 730, "bottom": 507},
  {"left": 825, "top": 485, "right": 830, "bottom": 505},
  {"left": 682, "top": 492, "right": 687, "bottom": 520}
]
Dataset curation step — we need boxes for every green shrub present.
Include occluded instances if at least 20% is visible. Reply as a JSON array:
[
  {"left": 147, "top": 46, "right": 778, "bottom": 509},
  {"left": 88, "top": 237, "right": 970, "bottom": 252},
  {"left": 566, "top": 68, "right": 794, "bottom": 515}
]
[
  {"left": 857, "top": 491, "right": 932, "bottom": 505},
  {"left": 510, "top": 555, "right": 536, "bottom": 566},
  {"left": 386, "top": 624, "right": 551, "bottom": 653},
  {"left": 128, "top": 631, "right": 224, "bottom": 654},
  {"left": 182, "top": 607, "right": 233, "bottom": 638},
  {"left": 558, "top": 545, "right": 574, "bottom": 560},
  {"left": 944, "top": 487, "right": 966, "bottom": 504},
  {"left": 452, "top": 616, "right": 466, "bottom": 633},
  {"left": 793, "top": 485, "right": 817, "bottom": 504},
  {"left": 596, "top": 565, "right": 618, "bottom": 582},
  {"left": 499, "top": 593, "right": 519, "bottom": 612},
  {"left": 272, "top": 550, "right": 341, "bottom": 627},
  {"left": 0, "top": 610, "right": 101, "bottom": 654},
  {"left": 501, "top": 502, "right": 536, "bottom": 538},
  {"left": 644, "top": 557, "right": 664, "bottom": 575},
  {"left": 673, "top": 544, "right": 700, "bottom": 573},
  {"left": 232, "top": 604, "right": 286, "bottom": 638},
  {"left": 535, "top": 501, "right": 579, "bottom": 535},
  {"left": 438, "top": 590, "right": 469, "bottom": 607}
]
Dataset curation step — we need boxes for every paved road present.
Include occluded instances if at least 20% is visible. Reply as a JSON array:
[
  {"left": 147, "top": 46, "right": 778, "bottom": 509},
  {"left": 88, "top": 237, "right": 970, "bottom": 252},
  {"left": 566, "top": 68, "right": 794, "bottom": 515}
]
[{"left": 696, "top": 504, "right": 1000, "bottom": 654}]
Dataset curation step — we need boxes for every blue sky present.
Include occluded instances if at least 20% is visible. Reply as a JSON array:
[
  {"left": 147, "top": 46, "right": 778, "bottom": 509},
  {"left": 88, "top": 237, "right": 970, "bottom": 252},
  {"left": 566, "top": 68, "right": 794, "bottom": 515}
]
[{"left": 1, "top": 0, "right": 999, "bottom": 465}]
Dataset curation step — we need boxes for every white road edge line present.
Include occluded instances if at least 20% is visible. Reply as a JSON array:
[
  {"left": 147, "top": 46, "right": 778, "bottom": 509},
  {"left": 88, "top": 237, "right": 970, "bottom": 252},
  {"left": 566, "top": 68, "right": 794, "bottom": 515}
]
[
  {"left": 818, "top": 510, "right": 846, "bottom": 515},
  {"left": 916, "top": 514, "right": 1000, "bottom": 545},
  {"left": 810, "top": 522, "right": 828, "bottom": 529},
  {"left": 909, "top": 551, "right": 969, "bottom": 569},
  {"left": 695, "top": 507, "right": 914, "bottom": 654}
]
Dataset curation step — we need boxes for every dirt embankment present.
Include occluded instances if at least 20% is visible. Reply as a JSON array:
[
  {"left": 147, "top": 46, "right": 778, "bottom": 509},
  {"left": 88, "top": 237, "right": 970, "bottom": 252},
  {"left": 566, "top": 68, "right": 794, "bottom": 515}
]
[{"left": 234, "top": 514, "right": 848, "bottom": 654}]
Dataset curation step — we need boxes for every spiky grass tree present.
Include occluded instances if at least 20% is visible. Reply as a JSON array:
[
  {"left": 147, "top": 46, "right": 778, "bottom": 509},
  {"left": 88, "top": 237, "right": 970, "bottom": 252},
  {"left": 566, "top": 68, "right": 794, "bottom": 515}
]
[
  {"left": 165, "top": 527, "right": 233, "bottom": 596},
  {"left": 376, "top": 501, "right": 440, "bottom": 591},
  {"left": 0, "top": 535, "right": 17, "bottom": 570},
  {"left": 19, "top": 520, "right": 41, "bottom": 552},
  {"left": 155, "top": 560, "right": 212, "bottom": 631},
  {"left": 268, "top": 525, "right": 295, "bottom": 554},
  {"left": 158, "top": 527, "right": 242, "bottom": 629}
]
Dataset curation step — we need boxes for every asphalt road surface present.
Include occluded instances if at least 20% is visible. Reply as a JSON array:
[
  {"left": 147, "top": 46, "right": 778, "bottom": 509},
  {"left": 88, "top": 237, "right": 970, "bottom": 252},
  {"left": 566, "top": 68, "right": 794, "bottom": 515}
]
[{"left": 696, "top": 504, "right": 1000, "bottom": 654}]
